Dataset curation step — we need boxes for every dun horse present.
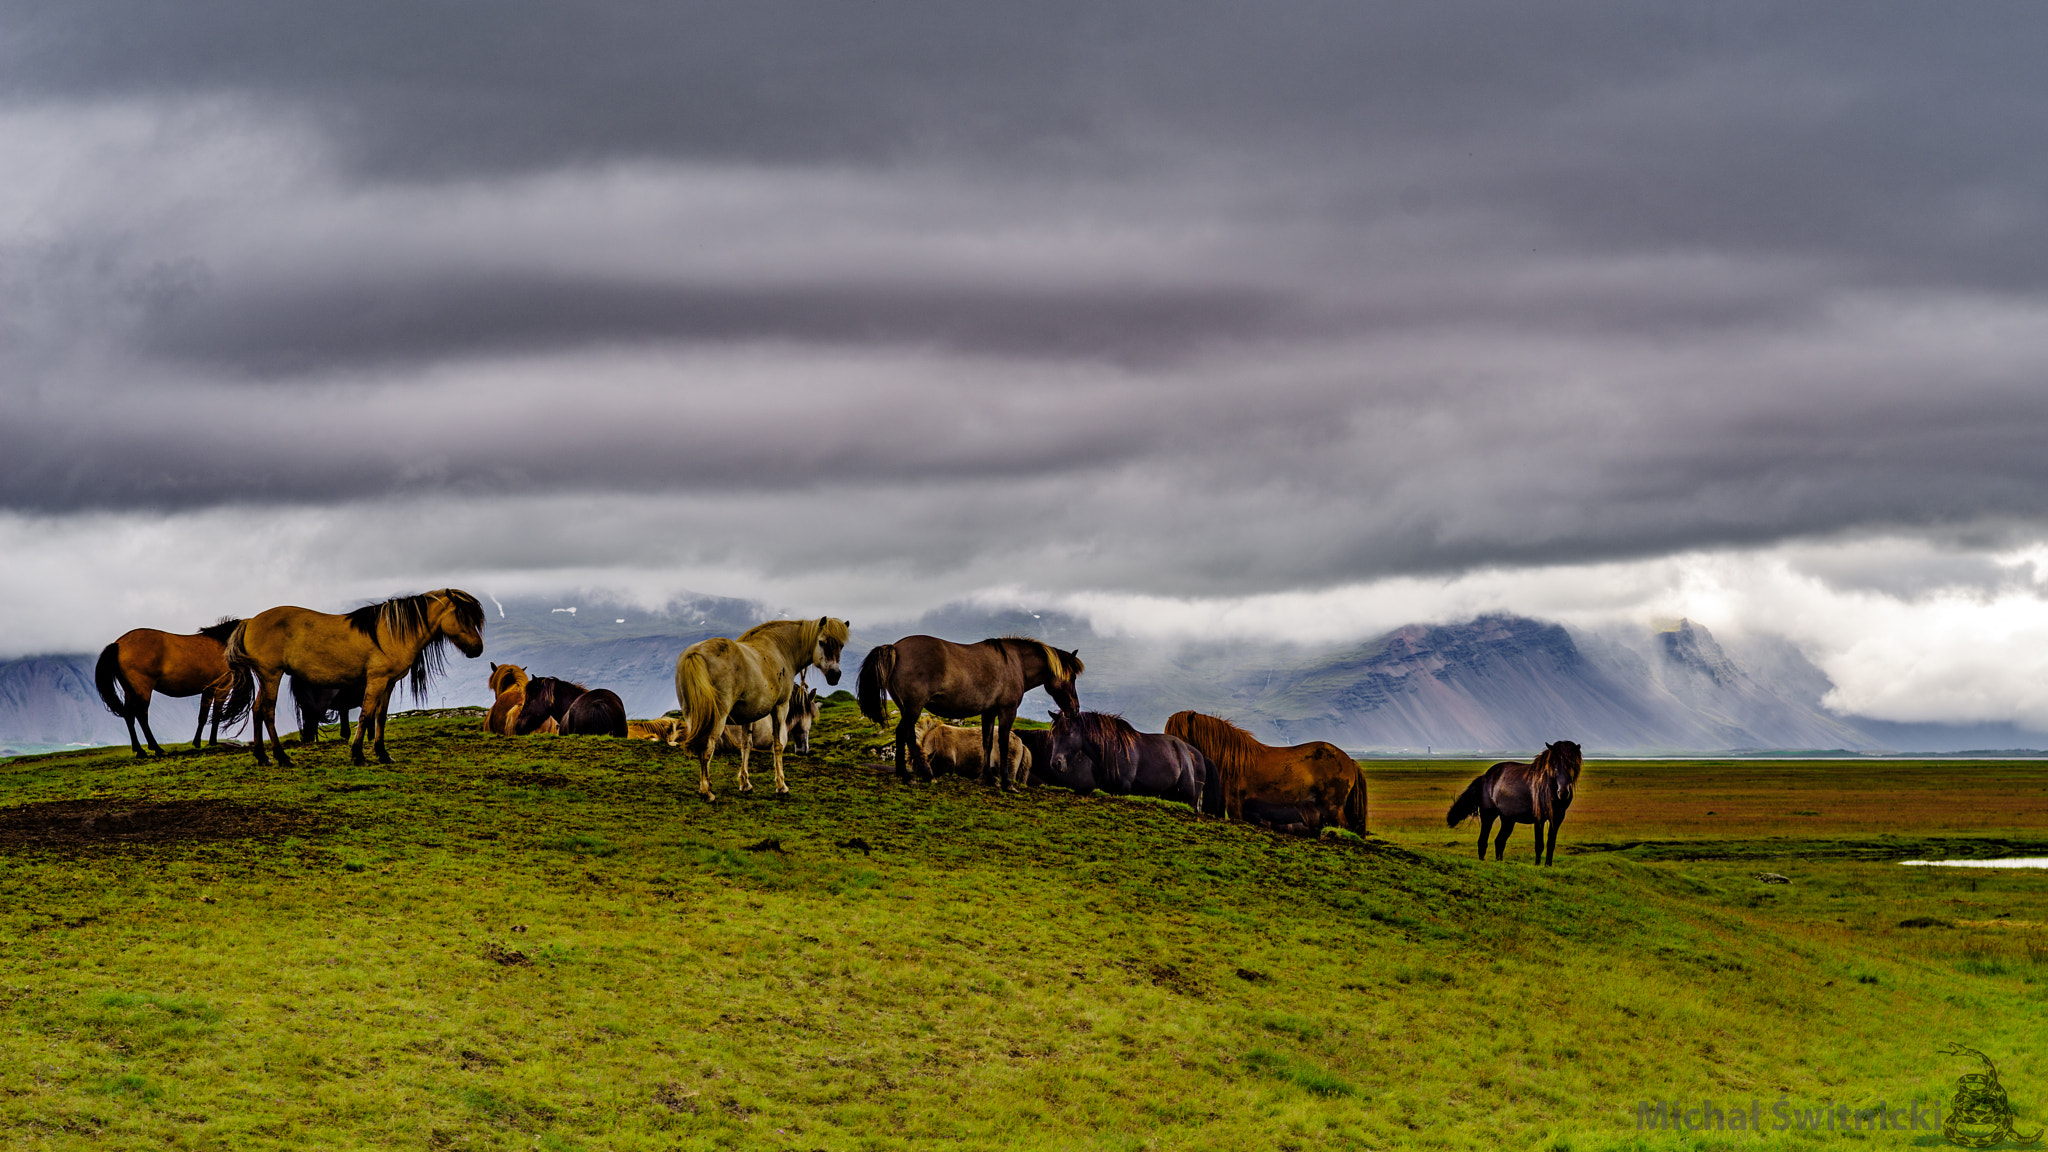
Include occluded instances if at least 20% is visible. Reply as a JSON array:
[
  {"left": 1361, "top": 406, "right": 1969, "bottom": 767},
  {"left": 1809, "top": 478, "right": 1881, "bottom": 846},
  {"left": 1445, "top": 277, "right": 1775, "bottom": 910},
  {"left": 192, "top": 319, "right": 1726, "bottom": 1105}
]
[
  {"left": 675, "top": 617, "right": 849, "bottom": 800},
  {"left": 1447, "top": 740, "right": 1583, "bottom": 866},
  {"left": 918, "top": 722, "right": 1032, "bottom": 784},
  {"left": 858, "top": 635, "right": 1082, "bottom": 790},
  {"left": 94, "top": 620, "right": 252, "bottom": 758},
  {"left": 226, "top": 589, "right": 486, "bottom": 767},
  {"left": 1165, "top": 711, "right": 1367, "bottom": 834},
  {"left": 1043, "top": 710, "right": 1212, "bottom": 812}
]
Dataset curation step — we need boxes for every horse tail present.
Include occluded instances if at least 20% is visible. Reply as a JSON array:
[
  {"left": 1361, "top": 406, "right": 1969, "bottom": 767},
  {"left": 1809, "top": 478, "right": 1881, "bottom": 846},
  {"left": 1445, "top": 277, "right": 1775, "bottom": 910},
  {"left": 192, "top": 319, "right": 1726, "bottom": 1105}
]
[
  {"left": 857, "top": 643, "right": 897, "bottom": 725},
  {"left": 221, "top": 621, "right": 256, "bottom": 721},
  {"left": 1344, "top": 765, "right": 1369, "bottom": 833},
  {"left": 212, "top": 663, "right": 255, "bottom": 730},
  {"left": 94, "top": 643, "right": 132, "bottom": 718},
  {"left": 1447, "top": 777, "right": 1484, "bottom": 827},
  {"left": 677, "top": 651, "right": 722, "bottom": 753}
]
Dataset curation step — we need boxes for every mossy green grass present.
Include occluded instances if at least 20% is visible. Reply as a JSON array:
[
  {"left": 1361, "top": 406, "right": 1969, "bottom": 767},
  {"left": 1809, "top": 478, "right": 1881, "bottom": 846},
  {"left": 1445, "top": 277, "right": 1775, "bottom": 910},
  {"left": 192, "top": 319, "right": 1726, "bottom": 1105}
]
[{"left": 3, "top": 704, "right": 2045, "bottom": 1149}]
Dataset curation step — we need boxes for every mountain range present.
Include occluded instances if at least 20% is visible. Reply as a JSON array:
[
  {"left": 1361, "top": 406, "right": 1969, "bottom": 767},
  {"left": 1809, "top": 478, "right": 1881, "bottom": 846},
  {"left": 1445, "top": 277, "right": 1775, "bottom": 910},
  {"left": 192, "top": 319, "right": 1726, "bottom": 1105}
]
[{"left": 5, "top": 593, "right": 2040, "bottom": 756}]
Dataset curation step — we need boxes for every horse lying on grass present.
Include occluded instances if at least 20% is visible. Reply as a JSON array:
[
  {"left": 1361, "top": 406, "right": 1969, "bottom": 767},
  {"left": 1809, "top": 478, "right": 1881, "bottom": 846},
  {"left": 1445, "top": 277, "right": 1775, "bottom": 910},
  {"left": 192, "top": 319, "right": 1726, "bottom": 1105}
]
[
  {"left": 513, "top": 677, "right": 627, "bottom": 738},
  {"left": 1165, "top": 711, "right": 1367, "bottom": 834},
  {"left": 485, "top": 663, "right": 529, "bottom": 735},
  {"left": 95, "top": 619, "right": 252, "bottom": 758},
  {"left": 1041, "top": 710, "right": 1214, "bottom": 813},
  {"left": 919, "top": 722, "right": 1032, "bottom": 785},
  {"left": 1447, "top": 740, "right": 1582, "bottom": 866}
]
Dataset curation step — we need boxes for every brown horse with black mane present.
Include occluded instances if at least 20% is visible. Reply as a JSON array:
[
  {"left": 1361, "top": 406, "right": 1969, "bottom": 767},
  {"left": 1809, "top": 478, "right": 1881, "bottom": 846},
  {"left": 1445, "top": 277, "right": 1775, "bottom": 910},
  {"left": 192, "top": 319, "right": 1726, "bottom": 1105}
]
[
  {"left": 858, "top": 635, "right": 1082, "bottom": 790},
  {"left": 226, "top": 589, "right": 486, "bottom": 767},
  {"left": 1164, "top": 711, "right": 1367, "bottom": 834},
  {"left": 1447, "top": 740, "right": 1582, "bottom": 866},
  {"left": 94, "top": 619, "right": 253, "bottom": 758}
]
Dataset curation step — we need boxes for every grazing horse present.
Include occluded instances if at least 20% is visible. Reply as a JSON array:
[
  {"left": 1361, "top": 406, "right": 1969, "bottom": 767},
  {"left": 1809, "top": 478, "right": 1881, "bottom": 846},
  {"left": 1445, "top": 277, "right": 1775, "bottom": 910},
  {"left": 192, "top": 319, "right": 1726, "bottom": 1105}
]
[
  {"left": 226, "top": 589, "right": 486, "bottom": 767},
  {"left": 1044, "top": 710, "right": 1213, "bottom": 812},
  {"left": 1447, "top": 741, "right": 1583, "bottom": 866},
  {"left": 918, "top": 723, "right": 1032, "bottom": 785},
  {"left": 676, "top": 617, "right": 850, "bottom": 800},
  {"left": 857, "top": 635, "right": 1083, "bottom": 790},
  {"left": 291, "top": 677, "right": 363, "bottom": 744},
  {"left": 94, "top": 620, "right": 252, "bottom": 758},
  {"left": 719, "top": 680, "right": 824, "bottom": 755},
  {"left": 1165, "top": 711, "right": 1367, "bottom": 834}
]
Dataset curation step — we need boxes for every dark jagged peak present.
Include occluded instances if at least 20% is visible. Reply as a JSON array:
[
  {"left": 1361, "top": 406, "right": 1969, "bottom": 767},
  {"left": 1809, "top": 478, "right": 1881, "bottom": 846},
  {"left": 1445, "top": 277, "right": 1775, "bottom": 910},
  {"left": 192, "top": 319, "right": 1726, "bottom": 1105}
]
[{"left": 1654, "top": 618, "right": 1744, "bottom": 688}]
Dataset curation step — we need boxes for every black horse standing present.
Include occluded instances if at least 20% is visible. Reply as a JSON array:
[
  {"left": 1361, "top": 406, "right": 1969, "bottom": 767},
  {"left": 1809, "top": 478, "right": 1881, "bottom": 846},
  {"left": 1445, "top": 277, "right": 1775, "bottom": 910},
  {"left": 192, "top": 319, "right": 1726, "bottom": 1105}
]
[{"left": 1446, "top": 740, "right": 1583, "bottom": 866}]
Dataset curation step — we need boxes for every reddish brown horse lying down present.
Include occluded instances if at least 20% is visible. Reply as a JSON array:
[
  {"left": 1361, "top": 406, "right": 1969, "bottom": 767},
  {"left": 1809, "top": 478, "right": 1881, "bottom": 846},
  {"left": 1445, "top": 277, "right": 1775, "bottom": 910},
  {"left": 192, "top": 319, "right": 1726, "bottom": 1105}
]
[
  {"left": 1164, "top": 711, "right": 1367, "bottom": 834},
  {"left": 1447, "top": 740, "right": 1582, "bottom": 866},
  {"left": 485, "top": 663, "right": 529, "bottom": 735},
  {"left": 858, "top": 634, "right": 1082, "bottom": 790},
  {"left": 94, "top": 619, "right": 252, "bottom": 758},
  {"left": 513, "top": 677, "right": 628, "bottom": 738}
]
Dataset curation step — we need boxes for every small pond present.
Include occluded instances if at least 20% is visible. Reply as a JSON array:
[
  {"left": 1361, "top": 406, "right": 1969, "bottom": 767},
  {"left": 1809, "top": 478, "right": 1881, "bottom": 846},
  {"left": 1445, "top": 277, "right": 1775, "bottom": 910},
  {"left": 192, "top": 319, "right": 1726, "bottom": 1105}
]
[{"left": 1898, "top": 858, "right": 2048, "bottom": 869}]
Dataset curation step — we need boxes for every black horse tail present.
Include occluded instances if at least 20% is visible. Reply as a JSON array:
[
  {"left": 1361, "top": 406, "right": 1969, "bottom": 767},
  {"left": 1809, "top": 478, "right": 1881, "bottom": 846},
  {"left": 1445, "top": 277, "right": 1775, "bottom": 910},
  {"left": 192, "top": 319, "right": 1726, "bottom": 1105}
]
[
  {"left": 857, "top": 644, "right": 897, "bottom": 725},
  {"left": 94, "top": 643, "right": 132, "bottom": 718},
  {"left": 1447, "top": 777, "right": 1485, "bottom": 827},
  {"left": 1344, "top": 765, "right": 1369, "bottom": 833},
  {"left": 213, "top": 665, "right": 255, "bottom": 731}
]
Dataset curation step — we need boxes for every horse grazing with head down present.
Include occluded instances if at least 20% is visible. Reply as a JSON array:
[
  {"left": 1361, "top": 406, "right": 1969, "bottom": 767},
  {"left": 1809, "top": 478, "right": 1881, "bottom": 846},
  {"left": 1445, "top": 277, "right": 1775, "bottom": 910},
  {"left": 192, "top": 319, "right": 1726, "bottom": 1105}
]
[
  {"left": 1043, "top": 710, "right": 1215, "bottom": 813},
  {"left": 675, "top": 616, "right": 850, "bottom": 800},
  {"left": 94, "top": 619, "right": 252, "bottom": 758},
  {"left": 858, "top": 635, "right": 1082, "bottom": 790},
  {"left": 226, "top": 589, "right": 486, "bottom": 767},
  {"left": 1447, "top": 740, "right": 1582, "bottom": 866},
  {"left": 1164, "top": 711, "right": 1367, "bottom": 834}
]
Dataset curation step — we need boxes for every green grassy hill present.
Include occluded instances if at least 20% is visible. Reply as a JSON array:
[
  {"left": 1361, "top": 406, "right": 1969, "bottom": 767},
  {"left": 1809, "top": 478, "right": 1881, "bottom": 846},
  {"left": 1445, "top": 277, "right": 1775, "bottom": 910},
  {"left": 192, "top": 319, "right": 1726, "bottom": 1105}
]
[{"left": 2, "top": 701, "right": 2044, "bottom": 1149}]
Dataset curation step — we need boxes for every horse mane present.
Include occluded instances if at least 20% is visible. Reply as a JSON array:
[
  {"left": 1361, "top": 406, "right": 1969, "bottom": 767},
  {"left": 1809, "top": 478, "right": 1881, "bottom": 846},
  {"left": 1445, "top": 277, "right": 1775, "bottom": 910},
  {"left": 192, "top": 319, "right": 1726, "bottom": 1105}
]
[
  {"left": 1169, "top": 711, "right": 1263, "bottom": 778},
  {"left": 1059, "top": 710, "right": 1143, "bottom": 771},
  {"left": 994, "top": 637, "right": 1080, "bottom": 684},
  {"left": 196, "top": 617, "right": 242, "bottom": 642},
  {"left": 345, "top": 589, "right": 486, "bottom": 702},
  {"left": 740, "top": 616, "right": 850, "bottom": 660},
  {"left": 1534, "top": 740, "right": 1584, "bottom": 795}
]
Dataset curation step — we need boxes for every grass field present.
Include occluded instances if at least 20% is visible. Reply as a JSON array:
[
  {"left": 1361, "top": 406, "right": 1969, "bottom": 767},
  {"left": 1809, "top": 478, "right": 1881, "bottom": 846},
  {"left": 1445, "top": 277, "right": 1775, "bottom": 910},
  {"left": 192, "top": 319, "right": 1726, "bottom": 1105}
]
[{"left": 3, "top": 700, "right": 2047, "bottom": 1150}]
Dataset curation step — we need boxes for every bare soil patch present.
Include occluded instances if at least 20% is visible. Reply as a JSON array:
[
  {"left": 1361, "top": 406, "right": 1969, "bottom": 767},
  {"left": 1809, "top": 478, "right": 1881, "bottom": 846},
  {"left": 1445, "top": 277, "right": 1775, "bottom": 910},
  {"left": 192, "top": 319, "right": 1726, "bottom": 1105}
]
[{"left": 0, "top": 798, "right": 321, "bottom": 849}]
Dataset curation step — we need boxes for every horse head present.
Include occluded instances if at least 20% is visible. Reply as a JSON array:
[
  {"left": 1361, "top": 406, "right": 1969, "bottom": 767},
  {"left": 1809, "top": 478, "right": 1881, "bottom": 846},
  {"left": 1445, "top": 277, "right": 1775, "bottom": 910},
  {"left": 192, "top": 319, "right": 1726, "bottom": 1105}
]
[
  {"left": 1042, "top": 711, "right": 1100, "bottom": 795},
  {"left": 437, "top": 589, "right": 487, "bottom": 659},
  {"left": 1045, "top": 646, "right": 1084, "bottom": 714},
  {"left": 810, "top": 617, "right": 850, "bottom": 686}
]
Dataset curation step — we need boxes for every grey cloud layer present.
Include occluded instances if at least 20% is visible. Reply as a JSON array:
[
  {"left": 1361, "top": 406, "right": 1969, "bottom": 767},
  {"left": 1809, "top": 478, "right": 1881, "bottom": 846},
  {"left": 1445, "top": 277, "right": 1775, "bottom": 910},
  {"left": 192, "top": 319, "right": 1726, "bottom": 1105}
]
[{"left": 6, "top": 1, "right": 2048, "bottom": 598}]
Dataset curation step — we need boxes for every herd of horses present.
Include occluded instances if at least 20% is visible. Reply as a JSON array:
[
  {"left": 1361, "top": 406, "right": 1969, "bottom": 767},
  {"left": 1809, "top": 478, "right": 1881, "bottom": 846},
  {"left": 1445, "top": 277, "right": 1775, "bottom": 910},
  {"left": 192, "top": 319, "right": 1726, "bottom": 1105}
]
[{"left": 89, "top": 588, "right": 1583, "bottom": 861}]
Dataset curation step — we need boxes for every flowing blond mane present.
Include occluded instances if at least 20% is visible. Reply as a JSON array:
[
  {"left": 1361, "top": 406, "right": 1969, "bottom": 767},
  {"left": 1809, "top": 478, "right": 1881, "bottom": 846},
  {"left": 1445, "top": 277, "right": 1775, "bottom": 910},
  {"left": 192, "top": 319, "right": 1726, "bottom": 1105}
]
[{"left": 740, "top": 616, "right": 850, "bottom": 663}]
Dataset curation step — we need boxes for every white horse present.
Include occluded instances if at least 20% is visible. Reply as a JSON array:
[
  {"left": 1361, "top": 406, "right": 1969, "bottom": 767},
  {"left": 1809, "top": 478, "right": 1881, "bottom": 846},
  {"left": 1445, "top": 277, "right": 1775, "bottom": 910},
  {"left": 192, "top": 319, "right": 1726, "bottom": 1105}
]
[{"left": 675, "top": 616, "right": 848, "bottom": 800}]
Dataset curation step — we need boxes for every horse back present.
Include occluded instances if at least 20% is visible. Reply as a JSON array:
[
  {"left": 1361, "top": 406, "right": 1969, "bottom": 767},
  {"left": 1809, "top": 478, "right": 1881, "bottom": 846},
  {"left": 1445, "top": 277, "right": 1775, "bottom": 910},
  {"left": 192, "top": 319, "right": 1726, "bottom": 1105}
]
[
  {"left": 885, "top": 635, "right": 1022, "bottom": 716},
  {"left": 562, "top": 689, "right": 627, "bottom": 737}
]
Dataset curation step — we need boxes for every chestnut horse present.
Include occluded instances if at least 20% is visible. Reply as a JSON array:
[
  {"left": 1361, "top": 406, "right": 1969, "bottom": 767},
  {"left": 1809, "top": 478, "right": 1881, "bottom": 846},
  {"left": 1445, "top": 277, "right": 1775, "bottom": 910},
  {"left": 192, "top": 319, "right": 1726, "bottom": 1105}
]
[
  {"left": 676, "top": 617, "right": 849, "bottom": 800},
  {"left": 1447, "top": 740, "right": 1582, "bottom": 866},
  {"left": 1164, "top": 711, "right": 1367, "bottom": 834},
  {"left": 94, "top": 620, "right": 252, "bottom": 758},
  {"left": 226, "top": 589, "right": 486, "bottom": 767},
  {"left": 858, "top": 635, "right": 1082, "bottom": 790}
]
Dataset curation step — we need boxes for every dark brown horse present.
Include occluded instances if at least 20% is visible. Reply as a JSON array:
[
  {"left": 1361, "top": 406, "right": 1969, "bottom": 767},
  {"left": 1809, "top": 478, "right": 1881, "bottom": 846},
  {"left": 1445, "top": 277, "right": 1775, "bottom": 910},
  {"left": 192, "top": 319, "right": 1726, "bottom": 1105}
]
[
  {"left": 1164, "top": 711, "right": 1367, "bottom": 834},
  {"left": 858, "top": 635, "right": 1083, "bottom": 790},
  {"left": 291, "top": 677, "right": 363, "bottom": 744},
  {"left": 1446, "top": 740, "right": 1583, "bottom": 865},
  {"left": 514, "top": 677, "right": 627, "bottom": 737},
  {"left": 226, "top": 589, "right": 486, "bottom": 767},
  {"left": 94, "top": 620, "right": 252, "bottom": 757},
  {"left": 1043, "top": 710, "right": 1214, "bottom": 813}
]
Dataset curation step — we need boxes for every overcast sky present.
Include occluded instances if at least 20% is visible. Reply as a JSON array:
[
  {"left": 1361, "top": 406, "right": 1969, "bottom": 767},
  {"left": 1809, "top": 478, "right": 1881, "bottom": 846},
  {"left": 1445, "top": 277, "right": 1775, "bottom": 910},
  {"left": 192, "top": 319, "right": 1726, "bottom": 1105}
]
[{"left": 6, "top": 3, "right": 2048, "bottom": 726}]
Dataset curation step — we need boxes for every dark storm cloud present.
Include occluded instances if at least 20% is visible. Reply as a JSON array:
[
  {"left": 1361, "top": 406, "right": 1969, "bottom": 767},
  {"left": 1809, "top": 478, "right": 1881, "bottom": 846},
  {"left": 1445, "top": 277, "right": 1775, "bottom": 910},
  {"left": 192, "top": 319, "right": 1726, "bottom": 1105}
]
[{"left": 7, "top": 0, "right": 2048, "bottom": 597}]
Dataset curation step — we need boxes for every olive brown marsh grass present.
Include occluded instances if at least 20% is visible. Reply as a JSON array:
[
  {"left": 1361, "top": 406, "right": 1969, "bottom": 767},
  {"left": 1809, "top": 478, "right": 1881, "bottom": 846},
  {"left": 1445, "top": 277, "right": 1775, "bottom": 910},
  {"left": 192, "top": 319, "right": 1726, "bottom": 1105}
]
[{"left": 2, "top": 703, "right": 2046, "bottom": 1150}]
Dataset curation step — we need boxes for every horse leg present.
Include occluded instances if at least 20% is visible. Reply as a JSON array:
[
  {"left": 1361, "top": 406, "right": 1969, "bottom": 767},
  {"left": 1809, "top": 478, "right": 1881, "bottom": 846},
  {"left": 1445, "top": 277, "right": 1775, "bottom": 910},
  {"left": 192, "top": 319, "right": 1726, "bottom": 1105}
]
[
  {"left": 338, "top": 708, "right": 352, "bottom": 745},
  {"left": 1494, "top": 821, "right": 1513, "bottom": 861},
  {"left": 770, "top": 700, "right": 790, "bottom": 796},
  {"left": 893, "top": 708, "right": 918, "bottom": 783},
  {"left": 252, "top": 673, "right": 285, "bottom": 767},
  {"left": 1476, "top": 811, "right": 1494, "bottom": 859},
  {"left": 1544, "top": 817, "right": 1563, "bottom": 866},
  {"left": 190, "top": 689, "right": 213, "bottom": 751},
  {"left": 976, "top": 713, "right": 997, "bottom": 787},
  {"left": 695, "top": 745, "right": 717, "bottom": 802},
  {"left": 736, "top": 731, "right": 754, "bottom": 793},
  {"left": 350, "top": 680, "right": 383, "bottom": 766},
  {"left": 132, "top": 690, "right": 168, "bottom": 758},
  {"left": 1533, "top": 819, "right": 1547, "bottom": 864},
  {"left": 996, "top": 710, "right": 1021, "bottom": 792}
]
